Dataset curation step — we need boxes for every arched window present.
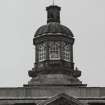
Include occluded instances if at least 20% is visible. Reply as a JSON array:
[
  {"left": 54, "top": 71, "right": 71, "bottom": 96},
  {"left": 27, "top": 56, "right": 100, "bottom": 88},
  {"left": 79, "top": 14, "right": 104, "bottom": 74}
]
[
  {"left": 49, "top": 41, "right": 60, "bottom": 60},
  {"left": 38, "top": 43, "right": 46, "bottom": 62}
]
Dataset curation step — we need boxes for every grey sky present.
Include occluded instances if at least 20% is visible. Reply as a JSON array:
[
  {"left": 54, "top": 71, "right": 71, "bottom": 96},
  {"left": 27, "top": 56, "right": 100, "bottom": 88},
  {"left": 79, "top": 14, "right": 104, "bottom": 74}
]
[{"left": 0, "top": 0, "right": 105, "bottom": 87}]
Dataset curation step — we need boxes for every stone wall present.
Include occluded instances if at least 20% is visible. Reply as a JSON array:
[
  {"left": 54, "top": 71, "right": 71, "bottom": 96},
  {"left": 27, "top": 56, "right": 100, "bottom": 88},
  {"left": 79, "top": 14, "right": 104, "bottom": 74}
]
[{"left": 0, "top": 86, "right": 105, "bottom": 98}]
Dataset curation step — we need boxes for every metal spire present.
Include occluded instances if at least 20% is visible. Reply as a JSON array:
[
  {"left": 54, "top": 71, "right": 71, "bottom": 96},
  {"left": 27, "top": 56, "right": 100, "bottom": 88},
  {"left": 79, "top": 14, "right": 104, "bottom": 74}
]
[{"left": 52, "top": 0, "right": 55, "bottom": 5}]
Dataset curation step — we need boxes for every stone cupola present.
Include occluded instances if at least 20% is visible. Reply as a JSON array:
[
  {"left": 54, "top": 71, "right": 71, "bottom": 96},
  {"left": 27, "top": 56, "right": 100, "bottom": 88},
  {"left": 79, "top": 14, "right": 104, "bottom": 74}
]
[{"left": 28, "top": 5, "right": 84, "bottom": 86}]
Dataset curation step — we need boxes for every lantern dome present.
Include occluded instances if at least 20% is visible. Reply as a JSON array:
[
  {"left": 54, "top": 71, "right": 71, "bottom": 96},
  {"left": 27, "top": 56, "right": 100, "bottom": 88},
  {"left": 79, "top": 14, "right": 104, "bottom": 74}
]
[{"left": 34, "top": 22, "right": 73, "bottom": 37}]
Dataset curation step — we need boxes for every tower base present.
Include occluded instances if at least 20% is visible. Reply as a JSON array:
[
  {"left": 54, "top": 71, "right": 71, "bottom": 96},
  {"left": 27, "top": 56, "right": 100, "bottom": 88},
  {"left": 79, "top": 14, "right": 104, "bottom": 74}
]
[{"left": 25, "top": 74, "right": 87, "bottom": 87}]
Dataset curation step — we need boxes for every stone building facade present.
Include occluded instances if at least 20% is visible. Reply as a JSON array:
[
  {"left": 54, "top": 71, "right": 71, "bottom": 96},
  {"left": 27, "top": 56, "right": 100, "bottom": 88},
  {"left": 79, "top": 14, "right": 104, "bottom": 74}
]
[{"left": 0, "top": 4, "right": 105, "bottom": 105}]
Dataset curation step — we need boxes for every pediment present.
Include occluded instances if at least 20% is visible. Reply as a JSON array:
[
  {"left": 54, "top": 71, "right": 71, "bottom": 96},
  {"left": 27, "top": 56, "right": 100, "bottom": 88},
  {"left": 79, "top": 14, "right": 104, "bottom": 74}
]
[{"left": 39, "top": 93, "right": 85, "bottom": 105}]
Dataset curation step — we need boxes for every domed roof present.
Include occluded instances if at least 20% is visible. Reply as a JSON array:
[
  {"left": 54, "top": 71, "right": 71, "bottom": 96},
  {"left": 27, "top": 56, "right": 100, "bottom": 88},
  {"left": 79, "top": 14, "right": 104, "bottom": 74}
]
[{"left": 34, "top": 22, "right": 73, "bottom": 37}]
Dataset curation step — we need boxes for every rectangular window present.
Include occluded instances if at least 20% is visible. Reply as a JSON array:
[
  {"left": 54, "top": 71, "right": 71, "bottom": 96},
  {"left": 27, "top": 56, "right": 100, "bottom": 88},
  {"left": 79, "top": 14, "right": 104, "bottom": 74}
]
[
  {"left": 38, "top": 43, "right": 46, "bottom": 62},
  {"left": 62, "top": 42, "right": 71, "bottom": 62},
  {"left": 49, "top": 41, "right": 60, "bottom": 60}
]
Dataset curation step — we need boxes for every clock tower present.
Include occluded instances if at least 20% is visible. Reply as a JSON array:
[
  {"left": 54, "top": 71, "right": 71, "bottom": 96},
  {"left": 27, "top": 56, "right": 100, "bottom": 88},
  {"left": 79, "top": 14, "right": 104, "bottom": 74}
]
[{"left": 28, "top": 5, "right": 84, "bottom": 86}]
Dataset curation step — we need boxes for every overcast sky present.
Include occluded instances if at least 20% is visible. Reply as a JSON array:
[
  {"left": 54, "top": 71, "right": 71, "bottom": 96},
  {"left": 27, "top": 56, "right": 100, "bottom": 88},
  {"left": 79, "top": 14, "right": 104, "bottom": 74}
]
[{"left": 0, "top": 0, "right": 105, "bottom": 87}]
